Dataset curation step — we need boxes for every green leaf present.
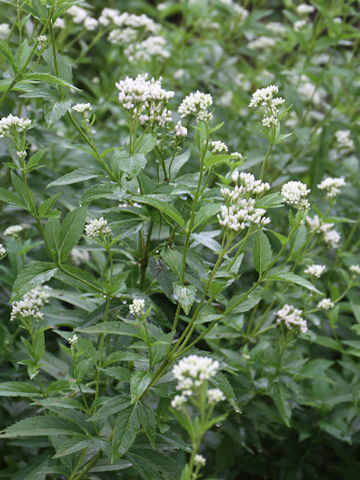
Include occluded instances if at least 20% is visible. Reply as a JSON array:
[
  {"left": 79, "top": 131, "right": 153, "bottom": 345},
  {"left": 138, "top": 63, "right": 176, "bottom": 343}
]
[
  {"left": 47, "top": 168, "right": 101, "bottom": 187},
  {"left": 272, "top": 383, "right": 291, "bottom": 427},
  {"left": 210, "top": 372, "right": 241, "bottom": 413},
  {"left": 0, "top": 414, "right": 84, "bottom": 438},
  {"left": 0, "top": 39, "right": 16, "bottom": 68},
  {"left": 127, "top": 449, "right": 182, "bottom": 480},
  {"left": 160, "top": 247, "right": 183, "bottom": 280},
  {"left": 138, "top": 402, "right": 156, "bottom": 448},
  {"left": 81, "top": 183, "right": 126, "bottom": 204},
  {"left": 44, "top": 100, "right": 72, "bottom": 127},
  {"left": 11, "top": 261, "right": 58, "bottom": 301},
  {"left": 26, "top": 149, "right": 47, "bottom": 173},
  {"left": 11, "top": 172, "right": 32, "bottom": 212},
  {"left": 173, "top": 284, "right": 197, "bottom": 315},
  {"left": 133, "top": 195, "right": 184, "bottom": 227},
  {"left": 135, "top": 134, "right": 157, "bottom": 154},
  {"left": 268, "top": 272, "right": 323, "bottom": 295},
  {"left": 38, "top": 193, "right": 61, "bottom": 218},
  {"left": 0, "top": 188, "right": 24, "bottom": 207},
  {"left": 44, "top": 218, "right": 61, "bottom": 254},
  {"left": 77, "top": 322, "right": 144, "bottom": 340},
  {"left": 0, "top": 382, "right": 40, "bottom": 397},
  {"left": 205, "top": 153, "right": 231, "bottom": 169},
  {"left": 90, "top": 397, "right": 130, "bottom": 423},
  {"left": 58, "top": 206, "right": 87, "bottom": 261},
  {"left": 225, "top": 291, "right": 262, "bottom": 314},
  {"left": 25, "top": 72, "right": 80, "bottom": 90},
  {"left": 253, "top": 230, "right": 272, "bottom": 274},
  {"left": 112, "top": 404, "right": 139, "bottom": 460},
  {"left": 112, "top": 151, "right": 147, "bottom": 178},
  {"left": 130, "top": 371, "right": 152, "bottom": 402}
]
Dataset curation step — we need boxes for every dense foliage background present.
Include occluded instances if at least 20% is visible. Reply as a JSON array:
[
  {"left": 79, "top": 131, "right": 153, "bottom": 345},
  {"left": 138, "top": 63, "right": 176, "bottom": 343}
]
[{"left": 0, "top": 1, "right": 360, "bottom": 479}]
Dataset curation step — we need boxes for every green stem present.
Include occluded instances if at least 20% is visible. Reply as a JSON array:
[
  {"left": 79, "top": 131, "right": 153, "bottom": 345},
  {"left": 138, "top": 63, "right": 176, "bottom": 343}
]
[
  {"left": 93, "top": 296, "right": 111, "bottom": 410},
  {"left": 260, "top": 139, "right": 274, "bottom": 181}
]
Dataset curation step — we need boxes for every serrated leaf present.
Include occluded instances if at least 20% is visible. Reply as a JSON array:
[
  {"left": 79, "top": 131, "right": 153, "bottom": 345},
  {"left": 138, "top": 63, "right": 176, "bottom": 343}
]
[
  {"left": 0, "top": 414, "right": 83, "bottom": 438},
  {"left": 272, "top": 384, "right": 291, "bottom": 427},
  {"left": 133, "top": 195, "right": 184, "bottom": 227},
  {"left": 47, "top": 168, "right": 101, "bottom": 187},
  {"left": 58, "top": 206, "right": 87, "bottom": 261},
  {"left": 130, "top": 371, "right": 152, "bottom": 402},
  {"left": 173, "top": 284, "right": 197, "bottom": 315},
  {"left": 0, "top": 382, "right": 40, "bottom": 397},
  {"left": 135, "top": 134, "right": 156, "bottom": 154},
  {"left": 11, "top": 261, "right": 58, "bottom": 301},
  {"left": 253, "top": 230, "right": 272, "bottom": 274},
  {"left": 44, "top": 100, "right": 72, "bottom": 127},
  {"left": 112, "top": 404, "right": 139, "bottom": 460},
  {"left": 268, "top": 272, "right": 323, "bottom": 295}
]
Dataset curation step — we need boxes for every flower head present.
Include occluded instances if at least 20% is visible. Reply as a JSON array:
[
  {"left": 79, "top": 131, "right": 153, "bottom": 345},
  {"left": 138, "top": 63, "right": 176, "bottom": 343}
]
[
  {"left": 85, "top": 217, "right": 111, "bottom": 238},
  {"left": 211, "top": 140, "right": 228, "bottom": 153},
  {"left": 317, "top": 298, "right": 334, "bottom": 310},
  {"left": 281, "top": 181, "right": 310, "bottom": 210},
  {"left": 249, "top": 85, "right": 285, "bottom": 128},
  {"left": 4, "top": 225, "right": 26, "bottom": 237},
  {"left": 194, "top": 454, "right": 206, "bottom": 467},
  {"left": 72, "top": 103, "right": 92, "bottom": 114},
  {"left": 317, "top": 177, "right": 345, "bottom": 198},
  {"left": 173, "top": 355, "right": 219, "bottom": 394},
  {"left": 304, "top": 264, "right": 326, "bottom": 278},
  {"left": 0, "top": 114, "right": 31, "bottom": 138},
  {"left": 0, "top": 243, "right": 6, "bottom": 258},
  {"left": 350, "top": 265, "right": 360, "bottom": 275},
  {"left": 10, "top": 286, "right": 51, "bottom": 323},
  {"left": 175, "top": 121, "right": 187, "bottom": 137},
  {"left": 207, "top": 388, "right": 225, "bottom": 405},
  {"left": 129, "top": 298, "right": 145, "bottom": 316},
  {"left": 276, "top": 304, "right": 307, "bottom": 334},
  {"left": 335, "top": 130, "right": 354, "bottom": 150},
  {"left": 178, "top": 91, "right": 213, "bottom": 123},
  {"left": 69, "top": 334, "right": 78, "bottom": 345},
  {"left": 70, "top": 248, "right": 90, "bottom": 266}
]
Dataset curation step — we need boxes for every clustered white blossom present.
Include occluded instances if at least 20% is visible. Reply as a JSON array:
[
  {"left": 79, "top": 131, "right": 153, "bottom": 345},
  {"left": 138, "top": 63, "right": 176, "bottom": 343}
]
[
  {"left": 350, "top": 265, "right": 360, "bottom": 275},
  {"left": 175, "top": 121, "right": 187, "bottom": 138},
  {"left": 84, "top": 17, "right": 98, "bottom": 31},
  {"left": 207, "top": 388, "right": 226, "bottom": 405},
  {"left": 281, "top": 181, "right": 310, "bottom": 210},
  {"left": 249, "top": 85, "right": 285, "bottom": 127},
  {"left": 194, "top": 454, "right": 206, "bottom": 467},
  {"left": 276, "top": 304, "right": 307, "bottom": 334},
  {"left": 248, "top": 36, "right": 276, "bottom": 50},
  {"left": 69, "top": 334, "right": 78, "bottom": 345},
  {"left": 306, "top": 215, "right": 340, "bottom": 248},
  {"left": 304, "top": 264, "right": 326, "bottom": 278},
  {"left": 211, "top": 140, "right": 228, "bottom": 153},
  {"left": 54, "top": 17, "right": 65, "bottom": 29},
  {"left": 0, "top": 114, "right": 31, "bottom": 138},
  {"left": 178, "top": 91, "right": 213, "bottom": 123},
  {"left": 84, "top": 217, "right": 111, "bottom": 238},
  {"left": 171, "top": 355, "right": 220, "bottom": 410},
  {"left": 37, "top": 35, "right": 47, "bottom": 49},
  {"left": 231, "top": 152, "right": 243, "bottom": 161},
  {"left": 0, "top": 243, "right": 6, "bottom": 258},
  {"left": 10, "top": 286, "right": 51, "bottom": 323},
  {"left": 317, "top": 298, "right": 334, "bottom": 310},
  {"left": 294, "top": 20, "right": 307, "bottom": 32},
  {"left": 99, "top": 9, "right": 159, "bottom": 33},
  {"left": 296, "top": 3, "right": 315, "bottom": 14},
  {"left": 70, "top": 248, "right": 90, "bottom": 266},
  {"left": 4, "top": 224, "right": 26, "bottom": 237},
  {"left": 72, "top": 103, "right": 92, "bottom": 113},
  {"left": 297, "top": 75, "right": 321, "bottom": 105},
  {"left": 218, "top": 0, "right": 249, "bottom": 20},
  {"left": 17, "top": 150, "right": 27, "bottom": 161},
  {"left": 0, "top": 23, "right": 10, "bottom": 37},
  {"left": 108, "top": 28, "right": 138, "bottom": 44},
  {"left": 129, "top": 298, "right": 145, "bottom": 316},
  {"left": 317, "top": 177, "right": 345, "bottom": 198},
  {"left": 125, "top": 36, "right": 170, "bottom": 63},
  {"left": 218, "top": 172, "right": 270, "bottom": 232},
  {"left": 335, "top": 130, "right": 354, "bottom": 150},
  {"left": 116, "top": 74, "right": 174, "bottom": 128},
  {"left": 67, "top": 6, "right": 88, "bottom": 24},
  {"left": 266, "top": 22, "right": 287, "bottom": 35}
]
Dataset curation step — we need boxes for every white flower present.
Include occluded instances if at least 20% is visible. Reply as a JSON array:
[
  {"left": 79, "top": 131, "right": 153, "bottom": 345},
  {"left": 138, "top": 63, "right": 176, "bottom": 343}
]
[
  {"left": 10, "top": 286, "right": 51, "bottom": 323},
  {"left": 0, "top": 23, "right": 10, "bottom": 37},
  {"left": 323, "top": 227, "right": 340, "bottom": 248},
  {"left": 231, "top": 152, "right": 243, "bottom": 161},
  {"left": 116, "top": 74, "right": 174, "bottom": 128},
  {"left": 317, "top": 298, "right": 334, "bottom": 310},
  {"left": 54, "top": 17, "right": 65, "bottom": 29},
  {"left": 70, "top": 248, "right": 90, "bottom": 266},
  {"left": 0, "top": 243, "right": 6, "bottom": 258},
  {"left": 178, "top": 91, "right": 213, "bottom": 123},
  {"left": 194, "top": 454, "right": 206, "bottom": 467},
  {"left": 17, "top": 150, "right": 27, "bottom": 160},
  {"left": 334, "top": 17, "right": 342, "bottom": 24},
  {"left": 69, "top": 334, "right": 78, "bottom": 345},
  {"left": 297, "top": 76, "right": 321, "bottom": 104},
  {"left": 350, "top": 265, "right": 360, "bottom": 275},
  {"left": 72, "top": 103, "right": 92, "bottom": 113},
  {"left": 294, "top": 20, "right": 307, "bottom": 32},
  {"left": 211, "top": 140, "right": 228, "bottom": 153},
  {"left": 99, "top": 9, "right": 159, "bottom": 33},
  {"left": 85, "top": 217, "right": 111, "bottom": 238},
  {"left": 171, "top": 393, "right": 187, "bottom": 409},
  {"left": 317, "top": 177, "right": 345, "bottom": 197},
  {"left": 175, "top": 121, "right": 187, "bottom": 137},
  {"left": 108, "top": 28, "right": 138, "bottom": 44},
  {"left": 99, "top": 8, "right": 119, "bottom": 26},
  {"left": 37, "top": 35, "right": 47, "bottom": 49},
  {"left": 173, "top": 355, "right": 219, "bottom": 393},
  {"left": 266, "top": 22, "right": 287, "bottom": 35},
  {"left": 4, "top": 225, "right": 26, "bottom": 237},
  {"left": 67, "top": 6, "right": 88, "bottom": 24},
  {"left": 0, "top": 114, "right": 31, "bottom": 138},
  {"left": 281, "top": 181, "right": 310, "bottom": 210},
  {"left": 296, "top": 4, "right": 315, "bottom": 14},
  {"left": 129, "top": 298, "right": 145, "bottom": 316},
  {"left": 335, "top": 130, "right": 354, "bottom": 150},
  {"left": 84, "top": 17, "right": 98, "bottom": 31},
  {"left": 276, "top": 304, "right": 307, "bottom": 334},
  {"left": 304, "top": 264, "right": 326, "bottom": 278},
  {"left": 248, "top": 36, "right": 276, "bottom": 50},
  {"left": 249, "top": 85, "right": 285, "bottom": 128},
  {"left": 125, "top": 36, "right": 170, "bottom": 63},
  {"left": 207, "top": 388, "right": 225, "bottom": 405}
]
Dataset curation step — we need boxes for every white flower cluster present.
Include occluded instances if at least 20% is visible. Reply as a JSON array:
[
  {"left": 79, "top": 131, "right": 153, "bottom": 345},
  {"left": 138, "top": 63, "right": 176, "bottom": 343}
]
[
  {"left": 66, "top": 6, "right": 98, "bottom": 30},
  {"left": 249, "top": 85, "right": 285, "bottom": 127},
  {"left": 317, "top": 298, "right": 334, "bottom": 310},
  {"left": 175, "top": 121, "right": 187, "bottom": 138},
  {"left": 116, "top": 74, "right": 174, "bottom": 128},
  {"left": 281, "top": 181, "right": 310, "bottom": 210},
  {"left": 218, "top": 0, "right": 249, "bottom": 19},
  {"left": 317, "top": 177, "right": 345, "bottom": 198},
  {"left": 99, "top": 9, "right": 159, "bottom": 33},
  {"left": 4, "top": 224, "right": 26, "bottom": 237},
  {"left": 306, "top": 215, "right": 340, "bottom": 248},
  {"left": 294, "top": 20, "right": 307, "bottom": 32},
  {"left": 266, "top": 22, "right": 287, "bottom": 35},
  {"left": 248, "top": 36, "right": 276, "bottom": 50},
  {"left": 129, "top": 298, "right": 145, "bottom": 316},
  {"left": 297, "top": 75, "right": 321, "bottom": 104},
  {"left": 0, "top": 243, "right": 6, "bottom": 258},
  {"left": 0, "top": 23, "right": 10, "bottom": 37},
  {"left": 276, "top": 304, "right": 307, "bottom": 334},
  {"left": 70, "top": 248, "right": 90, "bottom": 266},
  {"left": 335, "top": 130, "right": 354, "bottom": 150},
  {"left": 0, "top": 114, "right": 31, "bottom": 138},
  {"left": 125, "top": 36, "right": 170, "bottom": 63},
  {"left": 72, "top": 103, "right": 92, "bottom": 114},
  {"left": 37, "top": 35, "right": 47, "bottom": 49},
  {"left": 85, "top": 217, "right": 111, "bottom": 238},
  {"left": 350, "top": 265, "right": 360, "bottom": 275},
  {"left": 296, "top": 4, "right": 315, "bottom": 15},
  {"left": 54, "top": 18, "right": 65, "bottom": 29},
  {"left": 194, "top": 454, "right": 206, "bottom": 467},
  {"left": 108, "top": 28, "right": 138, "bottom": 44},
  {"left": 84, "top": 17, "right": 98, "bottom": 31},
  {"left": 218, "top": 172, "right": 270, "bottom": 232},
  {"left": 69, "top": 334, "right": 78, "bottom": 345},
  {"left": 304, "top": 264, "right": 326, "bottom": 278},
  {"left": 171, "top": 355, "right": 220, "bottom": 409},
  {"left": 207, "top": 388, "right": 225, "bottom": 405},
  {"left": 10, "top": 286, "right": 51, "bottom": 323},
  {"left": 211, "top": 140, "right": 228, "bottom": 153},
  {"left": 178, "top": 91, "right": 213, "bottom": 123}
]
